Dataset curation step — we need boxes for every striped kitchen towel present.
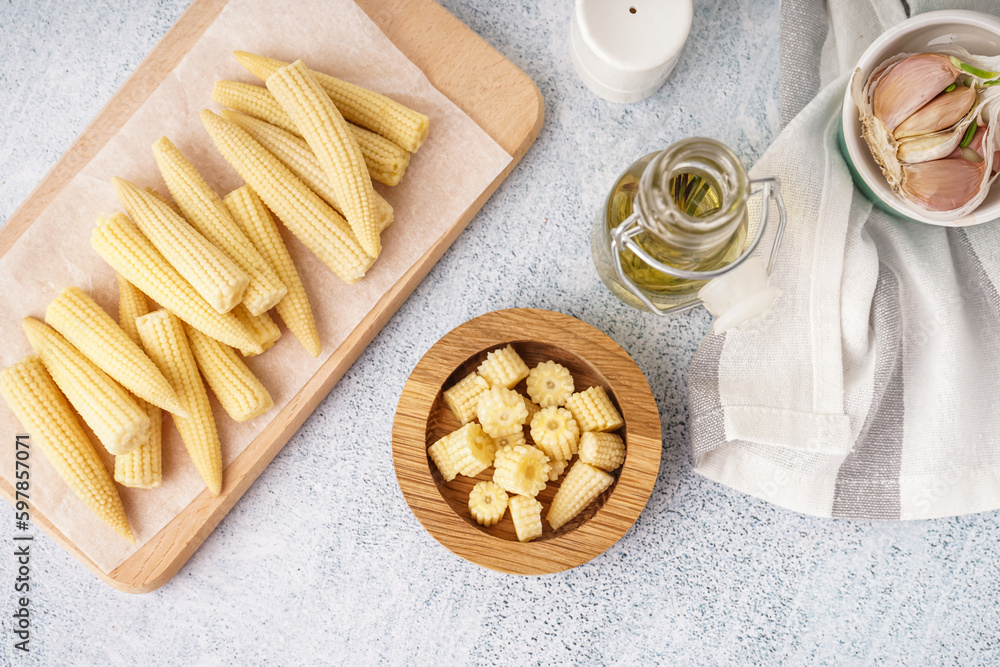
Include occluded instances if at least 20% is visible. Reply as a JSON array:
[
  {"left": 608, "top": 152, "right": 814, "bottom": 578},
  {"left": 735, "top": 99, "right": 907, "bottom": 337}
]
[{"left": 688, "top": 0, "right": 1000, "bottom": 519}]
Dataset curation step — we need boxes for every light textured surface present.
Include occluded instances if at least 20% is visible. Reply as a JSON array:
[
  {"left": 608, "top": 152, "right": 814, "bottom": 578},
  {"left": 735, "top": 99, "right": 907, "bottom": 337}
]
[{"left": 1, "top": 0, "right": 999, "bottom": 665}]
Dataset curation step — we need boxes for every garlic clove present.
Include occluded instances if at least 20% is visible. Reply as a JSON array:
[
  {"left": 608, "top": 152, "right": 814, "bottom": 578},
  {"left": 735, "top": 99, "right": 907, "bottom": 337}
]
[
  {"left": 873, "top": 53, "right": 961, "bottom": 132},
  {"left": 901, "top": 158, "right": 987, "bottom": 211},
  {"left": 893, "top": 86, "right": 978, "bottom": 139},
  {"left": 897, "top": 123, "right": 965, "bottom": 163}
]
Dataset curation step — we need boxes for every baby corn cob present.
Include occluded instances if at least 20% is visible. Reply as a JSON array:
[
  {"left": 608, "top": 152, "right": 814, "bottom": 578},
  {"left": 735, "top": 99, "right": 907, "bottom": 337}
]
[
  {"left": 0, "top": 356, "right": 134, "bottom": 541},
  {"left": 137, "top": 310, "right": 223, "bottom": 496},
  {"left": 144, "top": 186, "right": 181, "bottom": 215},
  {"left": 234, "top": 51, "right": 430, "bottom": 153},
  {"left": 546, "top": 461, "right": 614, "bottom": 531},
  {"left": 201, "top": 110, "right": 374, "bottom": 284},
  {"left": 152, "top": 136, "right": 287, "bottom": 315},
  {"left": 231, "top": 304, "right": 281, "bottom": 357},
  {"left": 114, "top": 274, "right": 163, "bottom": 488},
  {"left": 214, "top": 83, "right": 410, "bottom": 187},
  {"left": 113, "top": 177, "right": 249, "bottom": 314},
  {"left": 220, "top": 110, "right": 394, "bottom": 231},
  {"left": 185, "top": 325, "right": 274, "bottom": 422},
  {"left": 93, "top": 213, "right": 262, "bottom": 354},
  {"left": 267, "top": 60, "right": 380, "bottom": 257},
  {"left": 223, "top": 185, "right": 320, "bottom": 357},
  {"left": 45, "top": 286, "right": 184, "bottom": 416},
  {"left": 23, "top": 317, "right": 149, "bottom": 456}
]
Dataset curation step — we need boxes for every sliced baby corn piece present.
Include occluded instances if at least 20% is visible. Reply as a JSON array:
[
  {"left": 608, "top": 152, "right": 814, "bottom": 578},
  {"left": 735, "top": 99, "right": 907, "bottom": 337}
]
[
  {"left": 494, "top": 430, "right": 527, "bottom": 452},
  {"left": 579, "top": 432, "right": 626, "bottom": 472},
  {"left": 114, "top": 275, "right": 163, "bottom": 488},
  {"left": 200, "top": 110, "right": 375, "bottom": 284},
  {"left": 232, "top": 304, "right": 281, "bottom": 357},
  {"left": 0, "top": 356, "right": 134, "bottom": 541},
  {"left": 137, "top": 310, "right": 223, "bottom": 496},
  {"left": 468, "top": 481, "right": 508, "bottom": 527},
  {"left": 523, "top": 397, "right": 541, "bottom": 421},
  {"left": 564, "top": 386, "right": 624, "bottom": 433},
  {"left": 432, "top": 422, "right": 496, "bottom": 478},
  {"left": 266, "top": 60, "right": 380, "bottom": 257},
  {"left": 476, "top": 385, "right": 528, "bottom": 439},
  {"left": 45, "top": 286, "right": 185, "bottom": 416},
  {"left": 115, "top": 401, "right": 162, "bottom": 489},
  {"left": 234, "top": 52, "right": 430, "bottom": 153},
  {"left": 508, "top": 495, "right": 543, "bottom": 542},
  {"left": 529, "top": 406, "right": 580, "bottom": 462},
  {"left": 428, "top": 437, "right": 461, "bottom": 482},
  {"left": 492, "top": 444, "right": 550, "bottom": 498},
  {"left": 152, "top": 136, "right": 287, "bottom": 315},
  {"left": 546, "top": 460, "right": 614, "bottom": 531},
  {"left": 185, "top": 324, "right": 274, "bottom": 422},
  {"left": 526, "top": 361, "right": 575, "bottom": 407},
  {"left": 547, "top": 457, "right": 569, "bottom": 482},
  {"left": 113, "top": 176, "right": 248, "bottom": 313},
  {"left": 442, "top": 372, "right": 490, "bottom": 424},
  {"left": 477, "top": 345, "right": 530, "bottom": 389},
  {"left": 221, "top": 109, "right": 394, "bottom": 232},
  {"left": 92, "top": 213, "right": 263, "bottom": 354},
  {"left": 223, "top": 185, "right": 320, "bottom": 357},
  {"left": 23, "top": 317, "right": 149, "bottom": 456},
  {"left": 215, "top": 84, "right": 410, "bottom": 187}
]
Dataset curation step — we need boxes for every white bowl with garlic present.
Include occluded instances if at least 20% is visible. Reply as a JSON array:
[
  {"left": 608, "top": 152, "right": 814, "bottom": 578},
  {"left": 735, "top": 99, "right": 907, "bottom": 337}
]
[{"left": 841, "top": 10, "right": 1000, "bottom": 226}]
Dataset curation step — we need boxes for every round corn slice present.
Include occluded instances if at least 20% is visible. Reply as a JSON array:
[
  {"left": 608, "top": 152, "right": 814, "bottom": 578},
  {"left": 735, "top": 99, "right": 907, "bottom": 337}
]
[
  {"left": 547, "top": 457, "right": 570, "bottom": 482},
  {"left": 564, "top": 385, "right": 624, "bottom": 433},
  {"left": 494, "top": 430, "right": 527, "bottom": 453},
  {"left": 579, "top": 432, "right": 626, "bottom": 472},
  {"left": 492, "top": 445, "right": 550, "bottom": 497},
  {"left": 476, "top": 386, "right": 528, "bottom": 438},
  {"left": 523, "top": 397, "right": 542, "bottom": 421},
  {"left": 508, "top": 495, "right": 543, "bottom": 542},
  {"left": 443, "top": 372, "right": 490, "bottom": 424},
  {"left": 432, "top": 422, "right": 497, "bottom": 478},
  {"left": 530, "top": 406, "right": 580, "bottom": 462},
  {"left": 477, "top": 344, "right": 529, "bottom": 389},
  {"left": 525, "top": 360, "right": 575, "bottom": 407},
  {"left": 468, "top": 481, "right": 509, "bottom": 527}
]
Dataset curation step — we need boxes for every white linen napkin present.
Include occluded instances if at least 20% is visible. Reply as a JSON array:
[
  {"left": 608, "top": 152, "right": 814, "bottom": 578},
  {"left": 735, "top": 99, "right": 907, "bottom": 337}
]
[{"left": 688, "top": 0, "right": 1000, "bottom": 519}]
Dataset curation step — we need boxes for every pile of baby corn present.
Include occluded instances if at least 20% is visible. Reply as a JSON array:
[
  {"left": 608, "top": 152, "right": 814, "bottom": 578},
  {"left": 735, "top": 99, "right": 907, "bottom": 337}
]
[{"left": 0, "top": 53, "right": 430, "bottom": 542}]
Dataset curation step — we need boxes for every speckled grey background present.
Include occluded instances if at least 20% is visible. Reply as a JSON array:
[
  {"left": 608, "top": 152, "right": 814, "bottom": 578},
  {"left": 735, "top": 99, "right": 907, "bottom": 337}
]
[{"left": 1, "top": 0, "right": 999, "bottom": 664}]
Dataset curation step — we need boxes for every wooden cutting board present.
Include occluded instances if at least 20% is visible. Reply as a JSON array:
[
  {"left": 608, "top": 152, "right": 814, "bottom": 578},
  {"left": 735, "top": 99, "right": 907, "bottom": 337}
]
[{"left": 0, "top": 0, "right": 543, "bottom": 593}]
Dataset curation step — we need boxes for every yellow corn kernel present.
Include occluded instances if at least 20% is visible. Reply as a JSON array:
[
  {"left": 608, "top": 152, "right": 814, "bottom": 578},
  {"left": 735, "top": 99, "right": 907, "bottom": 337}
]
[
  {"left": 200, "top": 110, "right": 375, "bottom": 284},
  {"left": 185, "top": 325, "right": 274, "bottom": 422},
  {"left": 114, "top": 400, "right": 162, "bottom": 489},
  {"left": 0, "top": 356, "right": 134, "bottom": 541},
  {"left": 428, "top": 438, "right": 460, "bottom": 482},
  {"left": 113, "top": 275, "right": 163, "bottom": 489},
  {"left": 266, "top": 60, "right": 380, "bottom": 257},
  {"left": 442, "top": 372, "right": 489, "bottom": 424},
  {"left": 477, "top": 345, "right": 530, "bottom": 389},
  {"left": 476, "top": 386, "right": 528, "bottom": 439},
  {"left": 508, "top": 495, "right": 543, "bottom": 542},
  {"left": 137, "top": 310, "right": 223, "bottom": 496},
  {"left": 492, "top": 445, "right": 550, "bottom": 498},
  {"left": 223, "top": 185, "right": 321, "bottom": 357},
  {"left": 578, "top": 432, "right": 626, "bottom": 472},
  {"left": 234, "top": 51, "right": 430, "bottom": 153},
  {"left": 220, "top": 110, "right": 394, "bottom": 232},
  {"left": 45, "top": 286, "right": 184, "bottom": 416},
  {"left": 564, "top": 386, "right": 624, "bottom": 433},
  {"left": 468, "top": 481, "right": 508, "bottom": 527},
  {"left": 231, "top": 304, "right": 281, "bottom": 357},
  {"left": 432, "top": 422, "right": 496, "bottom": 478},
  {"left": 143, "top": 186, "right": 181, "bottom": 215},
  {"left": 526, "top": 361, "right": 575, "bottom": 407},
  {"left": 546, "top": 461, "right": 614, "bottom": 531},
  {"left": 23, "top": 317, "right": 149, "bottom": 456},
  {"left": 152, "top": 136, "right": 287, "bottom": 315},
  {"left": 113, "top": 177, "right": 248, "bottom": 313},
  {"left": 92, "top": 213, "right": 263, "bottom": 354},
  {"left": 214, "top": 83, "right": 410, "bottom": 187}
]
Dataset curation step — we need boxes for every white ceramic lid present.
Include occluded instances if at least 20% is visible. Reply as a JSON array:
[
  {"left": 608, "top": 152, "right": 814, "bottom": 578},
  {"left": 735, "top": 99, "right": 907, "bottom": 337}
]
[{"left": 570, "top": 0, "right": 693, "bottom": 103}]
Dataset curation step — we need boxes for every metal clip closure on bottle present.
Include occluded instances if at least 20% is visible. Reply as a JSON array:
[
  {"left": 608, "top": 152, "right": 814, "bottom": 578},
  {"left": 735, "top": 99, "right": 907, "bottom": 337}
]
[{"left": 592, "top": 138, "right": 787, "bottom": 333}]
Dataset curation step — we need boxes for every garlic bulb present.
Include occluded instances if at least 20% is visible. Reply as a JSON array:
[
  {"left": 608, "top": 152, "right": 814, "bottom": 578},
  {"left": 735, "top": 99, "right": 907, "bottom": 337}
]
[{"left": 852, "top": 47, "right": 1000, "bottom": 221}]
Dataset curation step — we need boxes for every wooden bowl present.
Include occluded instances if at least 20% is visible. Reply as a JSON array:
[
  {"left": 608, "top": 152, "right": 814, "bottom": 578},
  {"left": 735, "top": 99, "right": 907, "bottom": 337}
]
[{"left": 392, "top": 308, "right": 661, "bottom": 574}]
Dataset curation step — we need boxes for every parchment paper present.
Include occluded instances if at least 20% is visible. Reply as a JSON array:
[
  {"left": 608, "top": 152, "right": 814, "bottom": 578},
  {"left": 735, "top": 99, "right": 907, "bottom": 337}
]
[{"left": 0, "top": 0, "right": 511, "bottom": 573}]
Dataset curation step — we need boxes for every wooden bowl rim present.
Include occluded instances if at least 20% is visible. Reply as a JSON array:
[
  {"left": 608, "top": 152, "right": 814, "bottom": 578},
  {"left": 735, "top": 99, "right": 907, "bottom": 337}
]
[{"left": 391, "top": 308, "right": 661, "bottom": 574}]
